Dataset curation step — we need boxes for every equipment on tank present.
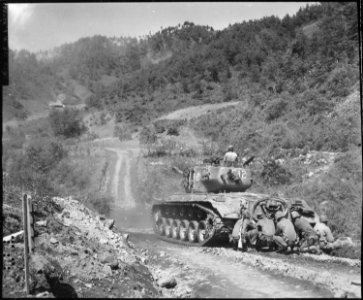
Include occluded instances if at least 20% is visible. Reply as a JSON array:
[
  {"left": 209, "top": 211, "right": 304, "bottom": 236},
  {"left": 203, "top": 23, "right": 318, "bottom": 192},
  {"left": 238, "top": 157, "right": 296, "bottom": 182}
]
[{"left": 151, "top": 158, "right": 318, "bottom": 246}]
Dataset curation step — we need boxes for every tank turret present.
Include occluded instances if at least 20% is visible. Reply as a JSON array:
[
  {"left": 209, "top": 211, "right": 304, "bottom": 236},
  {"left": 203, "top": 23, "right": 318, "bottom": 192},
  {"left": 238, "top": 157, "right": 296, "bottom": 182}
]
[{"left": 182, "top": 165, "right": 253, "bottom": 193}]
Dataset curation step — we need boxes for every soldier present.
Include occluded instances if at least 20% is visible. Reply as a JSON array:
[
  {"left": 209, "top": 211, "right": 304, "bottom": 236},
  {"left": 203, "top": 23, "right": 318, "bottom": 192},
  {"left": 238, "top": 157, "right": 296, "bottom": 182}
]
[
  {"left": 273, "top": 211, "right": 298, "bottom": 253},
  {"left": 223, "top": 145, "right": 238, "bottom": 167},
  {"left": 231, "top": 200, "right": 255, "bottom": 251},
  {"left": 314, "top": 214, "right": 336, "bottom": 253},
  {"left": 291, "top": 211, "right": 321, "bottom": 254},
  {"left": 248, "top": 213, "right": 276, "bottom": 251}
]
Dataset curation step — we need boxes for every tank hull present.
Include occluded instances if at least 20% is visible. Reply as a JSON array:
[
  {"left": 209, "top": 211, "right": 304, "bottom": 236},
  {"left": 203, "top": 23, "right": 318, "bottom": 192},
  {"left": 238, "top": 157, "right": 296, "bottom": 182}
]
[{"left": 151, "top": 193, "right": 318, "bottom": 246}]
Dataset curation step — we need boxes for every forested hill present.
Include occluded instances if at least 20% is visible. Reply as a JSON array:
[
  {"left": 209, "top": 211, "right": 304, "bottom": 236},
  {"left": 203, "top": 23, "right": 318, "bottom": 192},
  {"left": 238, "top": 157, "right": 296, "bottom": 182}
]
[{"left": 3, "top": 2, "right": 359, "bottom": 126}]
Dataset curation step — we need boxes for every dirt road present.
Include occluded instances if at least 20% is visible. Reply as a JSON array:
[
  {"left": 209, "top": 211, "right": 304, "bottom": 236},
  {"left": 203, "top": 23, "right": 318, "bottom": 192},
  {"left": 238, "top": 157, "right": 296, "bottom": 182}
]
[
  {"left": 105, "top": 147, "right": 137, "bottom": 209},
  {"left": 108, "top": 205, "right": 360, "bottom": 298}
]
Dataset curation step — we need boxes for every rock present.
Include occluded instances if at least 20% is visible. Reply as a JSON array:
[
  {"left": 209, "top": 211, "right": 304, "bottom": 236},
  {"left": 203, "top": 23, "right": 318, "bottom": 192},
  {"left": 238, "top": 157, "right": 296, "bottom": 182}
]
[
  {"left": 159, "top": 251, "right": 166, "bottom": 257},
  {"left": 35, "top": 291, "right": 51, "bottom": 298},
  {"left": 108, "top": 260, "right": 119, "bottom": 270},
  {"left": 99, "top": 253, "right": 114, "bottom": 264},
  {"left": 85, "top": 283, "right": 93, "bottom": 289},
  {"left": 105, "top": 219, "right": 115, "bottom": 229},
  {"left": 36, "top": 220, "right": 48, "bottom": 227},
  {"left": 141, "top": 257, "right": 148, "bottom": 264},
  {"left": 50, "top": 237, "right": 58, "bottom": 244},
  {"left": 99, "top": 215, "right": 106, "bottom": 221},
  {"left": 99, "top": 238, "right": 108, "bottom": 245},
  {"left": 158, "top": 276, "right": 177, "bottom": 289}
]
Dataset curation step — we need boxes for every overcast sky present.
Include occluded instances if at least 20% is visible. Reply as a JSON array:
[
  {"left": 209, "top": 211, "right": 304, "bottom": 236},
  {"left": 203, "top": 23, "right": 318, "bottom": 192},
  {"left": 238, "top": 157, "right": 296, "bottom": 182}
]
[{"left": 8, "top": 2, "right": 315, "bottom": 53}]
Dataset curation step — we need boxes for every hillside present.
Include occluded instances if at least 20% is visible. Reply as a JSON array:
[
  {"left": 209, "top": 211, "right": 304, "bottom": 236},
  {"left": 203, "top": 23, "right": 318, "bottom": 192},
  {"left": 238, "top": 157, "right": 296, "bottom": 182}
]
[{"left": 3, "top": 3, "right": 359, "bottom": 124}]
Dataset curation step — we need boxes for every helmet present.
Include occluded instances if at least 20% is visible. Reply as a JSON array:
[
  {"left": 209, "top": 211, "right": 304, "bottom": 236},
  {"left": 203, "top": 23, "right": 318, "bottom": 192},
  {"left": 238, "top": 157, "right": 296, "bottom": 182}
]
[
  {"left": 275, "top": 211, "right": 285, "bottom": 221},
  {"left": 228, "top": 145, "right": 234, "bottom": 151},
  {"left": 291, "top": 211, "right": 300, "bottom": 219},
  {"left": 319, "top": 214, "right": 328, "bottom": 223}
]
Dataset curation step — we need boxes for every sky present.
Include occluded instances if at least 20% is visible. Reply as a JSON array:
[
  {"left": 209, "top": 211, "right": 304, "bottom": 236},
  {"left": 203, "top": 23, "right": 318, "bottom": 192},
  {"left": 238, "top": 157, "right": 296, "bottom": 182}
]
[{"left": 8, "top": 2, "right": 315, "bottom": 53}]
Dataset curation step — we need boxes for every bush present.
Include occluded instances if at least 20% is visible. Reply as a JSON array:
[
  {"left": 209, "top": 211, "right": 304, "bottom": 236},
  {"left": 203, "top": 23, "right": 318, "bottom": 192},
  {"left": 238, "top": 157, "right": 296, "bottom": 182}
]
[
  {"left": 145, "top": 139, "right": 197, "bottom": 157},
  {"left": 86, "top": 95, "right": 103, "bottom": 109},
  {"left": 7, "top": 137, "right": 68, "bottom": 196},
  {"left": 167, "top": 127, "right": 179, "bottom": 136},
  {"left": 264, "top": 98, "right": 288, "bottom": 121},
  {"left": 139, "top": 126, "right": 157, "bottom": 145},
  {"left": 153, "top": 119, "right": 186, "bottom": 135},
  {"left": 113, "top": 124, "right": 133, "bottom": 141},
  {"left": 326, "top": 66, "right": 357, "bottom": 97},
  {"left": 49, "top": 108, "right": 86, "bottom": 138},
  {"left": 260, "top": 159, "right": 292, "bottom": 186}
]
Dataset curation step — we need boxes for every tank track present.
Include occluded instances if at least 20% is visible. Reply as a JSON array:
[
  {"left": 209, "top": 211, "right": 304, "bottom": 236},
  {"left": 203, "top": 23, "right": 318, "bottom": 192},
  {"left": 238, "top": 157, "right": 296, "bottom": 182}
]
[{"left": 152, "top": 202, "right": 234, "bottom": 246}]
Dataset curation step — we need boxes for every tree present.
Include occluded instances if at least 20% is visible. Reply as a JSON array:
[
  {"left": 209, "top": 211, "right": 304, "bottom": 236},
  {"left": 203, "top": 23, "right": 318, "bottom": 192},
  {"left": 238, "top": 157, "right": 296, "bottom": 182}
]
[{"left": 49, "top": 108, "right": 86, "bottom": 138}]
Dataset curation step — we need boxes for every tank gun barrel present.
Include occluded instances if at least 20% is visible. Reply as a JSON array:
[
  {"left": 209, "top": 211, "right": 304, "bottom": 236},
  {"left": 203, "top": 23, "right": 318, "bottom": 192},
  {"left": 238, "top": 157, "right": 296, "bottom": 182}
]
[{"left": 242, "top": 156, "right": 255, "bottom": 167}]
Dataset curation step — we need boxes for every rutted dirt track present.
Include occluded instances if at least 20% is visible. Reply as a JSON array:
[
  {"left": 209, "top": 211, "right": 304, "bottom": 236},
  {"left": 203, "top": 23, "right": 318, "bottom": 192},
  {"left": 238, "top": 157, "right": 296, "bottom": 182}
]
[
  {"left": 97, "top": 137, "right": 361, "bottom": 298},
  {"left": 105, "top": 147, "right": 137, "bottom": 209}
]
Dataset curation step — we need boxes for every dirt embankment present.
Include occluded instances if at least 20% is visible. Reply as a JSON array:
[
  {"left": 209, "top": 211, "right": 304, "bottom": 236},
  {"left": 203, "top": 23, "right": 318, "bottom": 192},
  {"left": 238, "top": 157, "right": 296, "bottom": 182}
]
[{"left": 2, "top": 197, "right": 167, "bottom": 298}]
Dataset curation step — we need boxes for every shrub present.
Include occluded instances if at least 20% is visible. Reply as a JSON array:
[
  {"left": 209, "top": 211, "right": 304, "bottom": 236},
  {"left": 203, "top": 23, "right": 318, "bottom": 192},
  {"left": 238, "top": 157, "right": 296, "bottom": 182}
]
[
  {"left": 264, "top": 98, "right": 288, "bottom": 121},
  {"left": 260, "top": 159, "right": 292, "bottom": 186},
  {"left": 326, "top": 66, "right": 357, "bottom": 97},
  {"left": 49, "top": 108, "right": 86, "bottom": 138},
  {"left": 7, "top": 139, "right": 67, "bottom": 197},
  {"left": 167, "top": 127, "right": 179, "bottom": 136},
  {"left": 113, "top": 124, "right": 133, "bottom": 141},
  {"left": 86, "top": 95, "right": 103, "bottom": 109}
]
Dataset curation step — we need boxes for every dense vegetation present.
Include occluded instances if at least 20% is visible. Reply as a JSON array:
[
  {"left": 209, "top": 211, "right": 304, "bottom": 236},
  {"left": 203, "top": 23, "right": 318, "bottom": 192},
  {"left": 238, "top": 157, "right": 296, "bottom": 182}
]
[
  {"left": 2, "top": 2, "right": 361, "bottom": 242},
  {"left": 4, "top": 3, "right": 359, "bottom": 123}
]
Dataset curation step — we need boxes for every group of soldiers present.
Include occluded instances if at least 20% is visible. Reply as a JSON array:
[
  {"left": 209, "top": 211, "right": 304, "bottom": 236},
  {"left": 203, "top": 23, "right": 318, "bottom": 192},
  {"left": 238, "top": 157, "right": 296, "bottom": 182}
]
[
  {"left": 223, "top": 145, "right": 339, "bottom": 255},
  {"left": 231, "top": 200, "right": 337, "bottom": 255}
]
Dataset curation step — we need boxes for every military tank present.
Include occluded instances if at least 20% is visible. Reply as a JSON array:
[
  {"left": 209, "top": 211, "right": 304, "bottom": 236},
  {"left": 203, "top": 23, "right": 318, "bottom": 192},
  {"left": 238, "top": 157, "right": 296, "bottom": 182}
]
[{"left": 151, "top": 160, "right": 318, "bottom": 246}]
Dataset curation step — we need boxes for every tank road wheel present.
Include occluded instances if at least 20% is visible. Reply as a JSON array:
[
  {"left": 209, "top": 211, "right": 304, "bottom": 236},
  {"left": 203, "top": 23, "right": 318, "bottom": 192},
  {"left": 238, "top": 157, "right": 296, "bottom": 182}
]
[
  {"left": 179, "top": 220, "right": 190, "bottom": 241},
  {"left": 164, "top": 207, "right": 171, "bottom": 218},
  {"left": 187, "top": 221, "right": 199, "bottom": 243},
  {"left": 165, "top": 218, "right": 174, "bottom": 237},
  {"left": 159, "top": 217, "right": 168, "bottom": 236},
  {"left": 171, "top": 219, "right": 181, "bottom": 239},
  {"left": 197, "top": 220, "right": 209, "bottom": 243},
  {"left": 205, "top": 214, "right": 216, "bottom": 237}
]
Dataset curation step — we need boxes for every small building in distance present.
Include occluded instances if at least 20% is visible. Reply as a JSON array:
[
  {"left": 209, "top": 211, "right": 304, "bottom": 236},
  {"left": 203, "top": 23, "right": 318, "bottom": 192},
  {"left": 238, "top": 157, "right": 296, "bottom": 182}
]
[{"left": 49, "top": 94, "right": 66, "bottom": 109}]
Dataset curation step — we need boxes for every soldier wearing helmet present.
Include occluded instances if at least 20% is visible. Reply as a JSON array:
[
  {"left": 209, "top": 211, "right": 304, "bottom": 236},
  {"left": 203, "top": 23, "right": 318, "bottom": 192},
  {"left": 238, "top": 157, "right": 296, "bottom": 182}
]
[
  {"left": 223, "top": 145, "right": 238, "bottom": 167},
  {"left": 247, "top": 212, "right": 276, "bottom": 251},
  {"left": 273, "top": 211, "right": 297, "bottom": 253},
  {"left": 314, "top": 214, "right": 336, "bottom": 253},
  {"left": 291, "top": 210, "right": 320, "bottom": 254}
]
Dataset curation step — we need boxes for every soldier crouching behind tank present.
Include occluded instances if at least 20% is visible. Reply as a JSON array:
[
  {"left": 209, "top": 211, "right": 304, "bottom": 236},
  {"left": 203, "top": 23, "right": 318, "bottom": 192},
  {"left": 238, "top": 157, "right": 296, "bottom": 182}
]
[
  {"left": 314, "top": 214, "right": 342, "bottom": 254},
  {"left": 291, "top": 211, "right": 321, "bottom": 254},
  {"left": 247, "top": 213, "right": 277, "bottom": 251},
  {"left": 230, "top": 211, "right": 256, "bottom": 251},
  {"left": 273, "top": 211, "right": 299, "bottom": 254}
]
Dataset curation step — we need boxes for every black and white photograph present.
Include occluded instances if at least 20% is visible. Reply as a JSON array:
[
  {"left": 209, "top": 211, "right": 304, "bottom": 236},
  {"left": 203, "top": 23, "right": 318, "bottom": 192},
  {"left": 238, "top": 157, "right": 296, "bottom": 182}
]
[{"left": 2, "top": 2, "right": 361, "bottom": 298}]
